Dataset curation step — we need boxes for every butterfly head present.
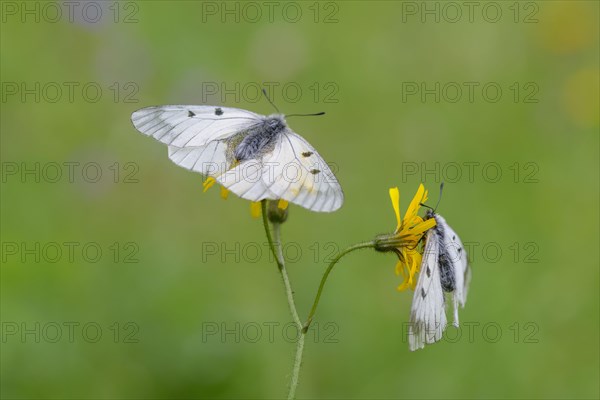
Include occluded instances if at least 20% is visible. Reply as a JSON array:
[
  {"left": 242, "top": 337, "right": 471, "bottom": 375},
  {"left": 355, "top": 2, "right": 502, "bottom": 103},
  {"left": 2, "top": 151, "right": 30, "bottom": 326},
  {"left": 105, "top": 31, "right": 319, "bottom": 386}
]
[
  {"left": 264, "top": 115, "right": 287, "bottom": 134},
  {"left": 424, "top": 209, "right": 436, "bottom": 220}
]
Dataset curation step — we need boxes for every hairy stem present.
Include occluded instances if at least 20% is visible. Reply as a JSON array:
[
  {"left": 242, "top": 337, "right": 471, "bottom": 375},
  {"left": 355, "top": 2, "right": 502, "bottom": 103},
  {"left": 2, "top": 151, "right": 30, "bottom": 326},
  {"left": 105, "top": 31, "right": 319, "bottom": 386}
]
[
  {"left": 261, "top": 200, "right": 304, "bottom": 399},
  {"left": 302, "top": 241, "right": 376, "bottom": 332}
]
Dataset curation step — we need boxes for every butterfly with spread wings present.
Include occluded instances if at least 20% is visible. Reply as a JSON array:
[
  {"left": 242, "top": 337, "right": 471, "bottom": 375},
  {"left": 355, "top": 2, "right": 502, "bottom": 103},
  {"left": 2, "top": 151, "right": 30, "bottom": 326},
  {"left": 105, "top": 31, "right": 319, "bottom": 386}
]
[
  {"left": 408, "top": 210, "right": 471, "bottom": 351},
  {"left": 131, "top": 104, "right": 343, "bottom": 212}
]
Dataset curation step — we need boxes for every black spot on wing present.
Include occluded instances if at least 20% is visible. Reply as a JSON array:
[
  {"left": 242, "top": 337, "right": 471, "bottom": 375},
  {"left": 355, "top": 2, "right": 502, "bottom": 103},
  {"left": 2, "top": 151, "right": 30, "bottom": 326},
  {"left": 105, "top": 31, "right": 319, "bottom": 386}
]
[
  {"left": 278, "top": 133, "right": 338, "bottom": 211},
  {"left": 215, "top": 107, "right": 223, "bottom": 116},
  {"left": 188, "top": 110, "right": 195, "bottom": 117},
  {"left": 421, "top": 288, "right": 426, "bottom": 299},
  {"left": 302, "top": 151, "right": 313, "bottom": 157},
  {"left": 426, "top": 267, "right": 431, "bottom": 277},
  {"left": 310, "top": 169, "right": 320, "bottom": 175}
]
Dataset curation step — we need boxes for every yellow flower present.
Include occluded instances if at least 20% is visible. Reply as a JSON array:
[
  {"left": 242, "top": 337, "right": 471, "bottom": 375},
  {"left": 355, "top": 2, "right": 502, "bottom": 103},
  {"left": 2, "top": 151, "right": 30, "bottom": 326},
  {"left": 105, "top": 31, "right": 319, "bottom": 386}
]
[
  {"left": 374, "top": 184, "right": 436, "bottom": 291},
  {"left": 267, "top": 199, "right": 289, "bottom": 223},
  {"left": 278, "top": 199, "right": 289, "bottom": 210},
  {"left": 250, "top": 201, "right": 262, "bottom": 218},
  {"left": 202, "top": 177, "right": 288, "bottom": 219},
  {"left": 202, "top": 177, "right": 217, "bottom": 192}
]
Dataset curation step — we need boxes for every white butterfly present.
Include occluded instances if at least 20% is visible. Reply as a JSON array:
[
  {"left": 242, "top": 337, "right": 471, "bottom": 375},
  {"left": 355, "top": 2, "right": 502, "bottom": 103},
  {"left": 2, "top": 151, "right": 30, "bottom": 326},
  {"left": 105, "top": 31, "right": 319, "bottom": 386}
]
[
  {"left": 131, "top": 105, "right": 344, "bottom": 212},
  {"left": 408, "top": 211, "right": 471, "bottom": 351}
]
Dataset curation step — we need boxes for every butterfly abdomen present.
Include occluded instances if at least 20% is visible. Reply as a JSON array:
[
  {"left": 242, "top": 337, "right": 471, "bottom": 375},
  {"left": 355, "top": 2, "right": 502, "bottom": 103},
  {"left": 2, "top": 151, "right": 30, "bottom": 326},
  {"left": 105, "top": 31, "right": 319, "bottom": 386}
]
[
  {"left": 438, "top": 251, "right": 456, "bottom": 292},
  {"left": 234, "top": 116, "right": 286, "bottom": 161},
  {"left": 432, "top": 214, "right": 456, "bottom": 293}
]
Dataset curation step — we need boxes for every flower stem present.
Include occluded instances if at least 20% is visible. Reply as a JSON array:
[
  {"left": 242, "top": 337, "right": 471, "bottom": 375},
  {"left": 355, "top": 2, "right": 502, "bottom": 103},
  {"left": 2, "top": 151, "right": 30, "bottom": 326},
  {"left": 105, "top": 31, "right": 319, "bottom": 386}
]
[
  {"left": 287, "top": 315, "right": 304, "bottom": 400},
  {"left": 271, "top": 223, "right": 302, "bottom": 327},
  {"left": 260, "top": 200, "right": 303, "bottom": 399},
  {"left": 302, "top": 241, "right": 375, "bottom": 332}
]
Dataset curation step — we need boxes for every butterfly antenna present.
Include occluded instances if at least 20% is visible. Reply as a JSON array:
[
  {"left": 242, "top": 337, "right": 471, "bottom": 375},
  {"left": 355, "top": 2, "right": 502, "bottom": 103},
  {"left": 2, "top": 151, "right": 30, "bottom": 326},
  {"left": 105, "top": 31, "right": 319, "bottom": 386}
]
[
  {"left": 434, "top": 182, "right": 444, "bottom": 212},
  {"left": 286, "top": 112, "right": 326, "bottom": 118},
  {"left": 420, "top": 182, "right": 445, "bottom": 212},
  {"left": 262, "top": 88, "right": 280, "bottom": 113}
]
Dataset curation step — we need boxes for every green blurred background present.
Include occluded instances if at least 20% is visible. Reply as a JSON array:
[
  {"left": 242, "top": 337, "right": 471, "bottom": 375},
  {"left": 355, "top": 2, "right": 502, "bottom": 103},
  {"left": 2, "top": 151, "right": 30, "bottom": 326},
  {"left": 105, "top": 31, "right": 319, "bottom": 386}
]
[{"left": 1, "top": 1, "right": 598, "bottom": 399}]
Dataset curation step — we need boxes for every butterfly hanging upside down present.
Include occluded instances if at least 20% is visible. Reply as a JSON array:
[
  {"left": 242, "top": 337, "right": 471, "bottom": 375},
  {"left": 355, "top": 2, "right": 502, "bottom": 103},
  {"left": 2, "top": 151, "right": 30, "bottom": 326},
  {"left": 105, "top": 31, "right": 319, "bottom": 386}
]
[
  {"left": 131, "top": 104, "right": 344, "bottom": 212},
  {"left": 408, "top": 210, "right": 471, "bottom": 351}
]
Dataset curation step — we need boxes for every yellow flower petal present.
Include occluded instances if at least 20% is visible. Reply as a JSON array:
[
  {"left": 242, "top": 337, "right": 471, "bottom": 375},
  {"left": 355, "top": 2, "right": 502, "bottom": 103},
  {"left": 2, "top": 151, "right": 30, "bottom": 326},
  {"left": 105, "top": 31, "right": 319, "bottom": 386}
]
[
  {"left": 410, "top": 218, "right": 437, "bottom": 236},
  {"left": 408, "top": 255, "right": 418, "bottom": 284},
  {"left": 395, "top": 260, "right": 403, "bottom": 276},
  {"left": 220, "top": 186, "right": 229, "bottom": 200},
  {"left": 397, "top": 259, "right": 411, "bottom": 290},
  {"left": 405, "top": 183, "right": 425, "bottom": 221},
  {"left": 250, "top": 202, "right": 262, "bottom": 218},
  {"left": 278, "top": 199, "right": 289, "bottom": 210},
  {"left": 381, "top": 184, "right": 439, "bottom": 292},
  {"left": 389, "top": 187, "right": 401, "bottom": 230},
  {"left": 202, "top": 177, "right": 216, "bottom": 192}
]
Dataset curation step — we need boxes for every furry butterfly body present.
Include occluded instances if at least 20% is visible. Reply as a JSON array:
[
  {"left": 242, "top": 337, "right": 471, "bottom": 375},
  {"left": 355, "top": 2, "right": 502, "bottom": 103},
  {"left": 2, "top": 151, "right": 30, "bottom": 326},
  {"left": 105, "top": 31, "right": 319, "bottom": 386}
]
[
  {"left": 131, "top": 105, "right": 343, "bottom": 212},
  {"left": 408, "top": 211, "right": 471, "bottom": 351}
]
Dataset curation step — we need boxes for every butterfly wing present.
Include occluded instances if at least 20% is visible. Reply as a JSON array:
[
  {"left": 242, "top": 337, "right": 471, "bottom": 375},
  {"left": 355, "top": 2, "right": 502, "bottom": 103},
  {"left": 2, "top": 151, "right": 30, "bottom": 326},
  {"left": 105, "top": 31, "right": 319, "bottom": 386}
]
[
  {"left": 409, "top": 229, "right": 448, "bottom": 351},
  {"left": 216, "top": 130, "right": 344, "bottom": 212},
  {"left": 132, "top": 107, "right": 343, "bottom": 212},
  {"left": 131, "top": 105, "right": 261, "bottom": 146},
  {"left": 437, "top": 214, "right": 470, "bottom": 326},
  {"left": 264, "top": 131, "right": 343, "bottom": 212},
  {"left": 131, "top": 105, "right": 263, "bottom": 176}
]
